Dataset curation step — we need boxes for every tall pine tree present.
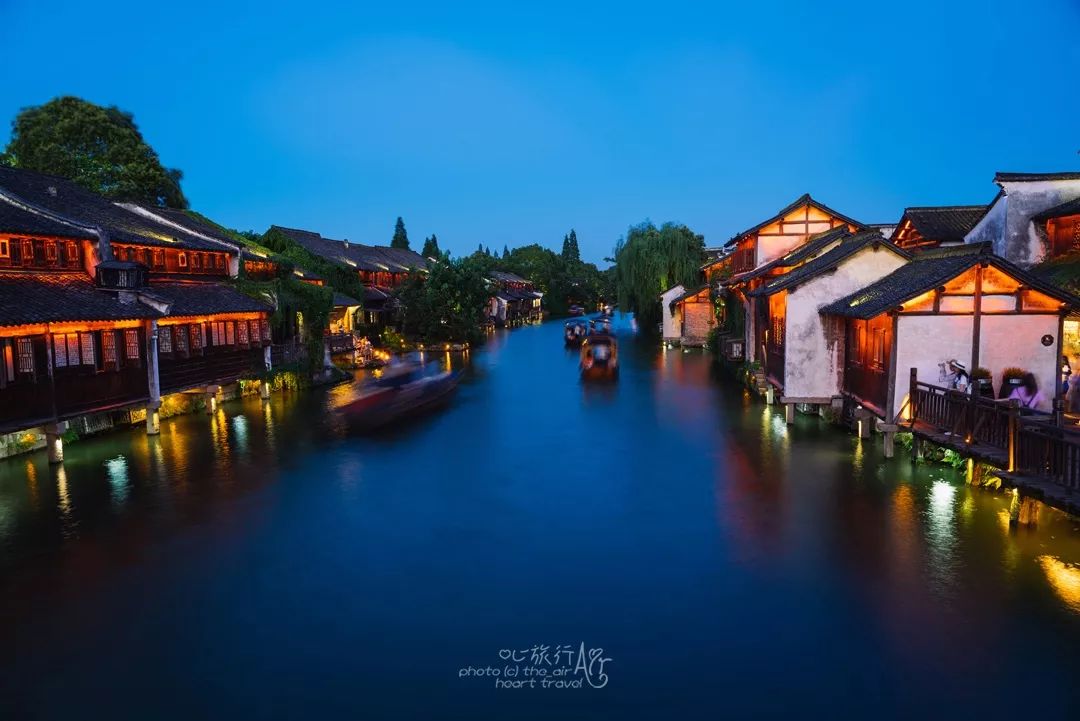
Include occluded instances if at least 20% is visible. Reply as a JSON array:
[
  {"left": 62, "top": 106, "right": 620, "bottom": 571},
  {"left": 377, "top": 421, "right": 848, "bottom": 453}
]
[
  {"left": 564, "top": 229, "right": 581, "bottom": 263},
  {"left": 502, "top": 244, "right": 509, "bottom": 258},
  {"left": 421, "top": 234, "right": 440, "bottom": 257},
  {"left": 391, "top": 217, "right": 410, "bottom": 249}
]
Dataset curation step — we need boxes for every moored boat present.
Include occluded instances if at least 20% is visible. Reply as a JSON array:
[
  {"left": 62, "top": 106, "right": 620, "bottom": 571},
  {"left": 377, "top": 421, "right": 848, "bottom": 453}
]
[{"left": 568, "top": 304, "right": 585, "bottom": 316}]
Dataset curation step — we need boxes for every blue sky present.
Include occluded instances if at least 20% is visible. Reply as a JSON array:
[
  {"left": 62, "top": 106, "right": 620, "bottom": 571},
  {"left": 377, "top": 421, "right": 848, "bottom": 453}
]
[{"left": 2, "top": 1, "right": 1079, "bottom": 263}]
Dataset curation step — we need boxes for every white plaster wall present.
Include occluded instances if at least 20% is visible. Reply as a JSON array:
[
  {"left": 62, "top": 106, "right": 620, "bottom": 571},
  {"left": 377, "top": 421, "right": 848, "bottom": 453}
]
[
  {"left": 660, "top": 285, "right": 685, "bottom": 340},
  {"left": 784, "top": 246, "right": 907, "bottom": 399},
  {"left": 894, "top": 315, "right": 975, "bottom": 420},
  {"left": 967, "top": 180, "right": 1080, "bottom": 267},
  {"left": 979, "top": 314, "right": 1059, "bottom": 410}
]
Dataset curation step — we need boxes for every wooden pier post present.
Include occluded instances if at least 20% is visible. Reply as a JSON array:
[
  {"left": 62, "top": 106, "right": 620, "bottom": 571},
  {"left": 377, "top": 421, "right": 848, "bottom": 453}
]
[
  {"left": 785, "top": 403, "right": 795, "bottom": 425},
  {"left": 1007, "top": 399, "right": 1019, "bottom": 472}
]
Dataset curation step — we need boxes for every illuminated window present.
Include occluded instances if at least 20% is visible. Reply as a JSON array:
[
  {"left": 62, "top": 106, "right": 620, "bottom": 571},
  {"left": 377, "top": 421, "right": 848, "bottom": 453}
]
[
  {"left": 260, "top": 318, "right": 269, "bottom": 342},
  {"left": 45, "top": 242, "right": 58, "bottom": 261},
  {"left": 178, "top": 252, "right": 188, "bottom": 268},
  {"left": 153, "top": 250, "right": 165, "bottom": 268},
  {"left": 53, "top": 334, "right": 67, "bottom": 367},
  {"left": 16, "top": 338, "right": 33, "bottom": 374},
  {"left": 21, "top": 239, "right": 32, "bottom": 265},
  {"left": 216, "top": 255, "right": 225, "bottom": 269},
  {"left": 174, "top": 325, "right": 188, "bottom": 353},
  {"left": 158, "top": 326, "right": 172, "bottom": 353},
  {"left": 225, "top": 321, "right": 235, "bottom": 345},
  {"left": 190, "top": 324, "right": 203, "bottom": 349},
  {"left": 193, "top": 253, "right": 202, "bottom": 270},
  {"left": 102, "top": 331, "right": 117, "bottom": 365},
  {"left": 3, "top": 342, "right": 13, "bottom": 380},
  {"left": 237, "top": 320, "right": 249, "bottom": 345},
  {"left": 67, "top": 334, "right": 80, "bottom": 365},
  {"left": 249, "top": 320, "right": 260, "bottom": 343},
  {"left": 0, "top": 238, "right": 8, "bottom": 258},
  {"left": 124, "top": 329, "right": 140, "bottom": 360},
  {"left": 211, "top": 321, "right": 222, "bottom": 346},
  {"left": 65, "top": 242, "right": 79, "bottom": 263},
  {"left": 80, "top": 333, "right": 95, "bottom": 365}
]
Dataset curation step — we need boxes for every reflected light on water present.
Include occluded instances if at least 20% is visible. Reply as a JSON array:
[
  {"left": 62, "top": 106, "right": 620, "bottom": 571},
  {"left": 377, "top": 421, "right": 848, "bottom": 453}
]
[
  {"left": 231, "top": 415, "right": 249, "bottom": 455},
  {"left": 53, "top": 464, "right": 77, "bottom": 540},
  {"left": 105, "top": 456, "right": 130, "bottom": 506},
  {"left": 1037, "top": 555, "right": 1080, "bottom": 613}
]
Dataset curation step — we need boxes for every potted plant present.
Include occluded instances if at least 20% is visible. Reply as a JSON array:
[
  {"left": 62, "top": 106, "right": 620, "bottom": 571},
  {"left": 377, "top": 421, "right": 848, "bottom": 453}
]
[
  {"left": 972, "top": 367, "right": 994, "bottom": 397},
  {"left": 999, "top": 367, "right": 1026, "bottom": 399}
]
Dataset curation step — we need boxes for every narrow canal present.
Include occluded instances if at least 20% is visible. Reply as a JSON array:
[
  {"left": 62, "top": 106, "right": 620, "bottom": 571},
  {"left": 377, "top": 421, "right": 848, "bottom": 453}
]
[{"left": 2, "top": 314, "right": 1080, "bottom": 720}]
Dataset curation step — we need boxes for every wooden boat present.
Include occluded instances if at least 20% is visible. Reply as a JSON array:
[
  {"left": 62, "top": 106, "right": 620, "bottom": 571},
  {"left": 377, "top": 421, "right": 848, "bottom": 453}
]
[
  {"left": 568, "top": 305, "right": 585, "bottom": 316},
  {"left": 339, "top": 364, "right": 462, "bottom": 430},
  {"left": 580, "top": 333, "right": 618, "bottom": 381},
  {"left": 564, "top": 319, "right": 588, "bottom": 346},
  {"left": 590, "top": 317, "right": 612, "bottom": 335}
]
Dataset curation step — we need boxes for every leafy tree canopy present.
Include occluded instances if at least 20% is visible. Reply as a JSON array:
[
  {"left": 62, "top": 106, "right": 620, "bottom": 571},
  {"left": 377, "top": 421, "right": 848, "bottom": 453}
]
[
  {"left": 396, "top": 255, "right": 491, "bottom": 343},
  {"left": 421, "top": 233, "right": 440, "bottom": 257},
  {"left": 391, "top": 216, "right": 410, "bottom": 249},
  {"left": 2, "top": 96, "right": 187, "bottom": 208},
  {"left": 612, "top": 221, "right": 705, "bottom": 331}
]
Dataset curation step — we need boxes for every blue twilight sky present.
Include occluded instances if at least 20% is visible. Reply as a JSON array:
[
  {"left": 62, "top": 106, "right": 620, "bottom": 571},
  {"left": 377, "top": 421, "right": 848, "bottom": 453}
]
[{"left": 2, "top": 1, "right": 1079, "bottom": 264}]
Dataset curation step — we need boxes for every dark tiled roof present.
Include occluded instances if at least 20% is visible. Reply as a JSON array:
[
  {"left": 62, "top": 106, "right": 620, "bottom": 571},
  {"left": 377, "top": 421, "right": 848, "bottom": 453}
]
[
  {"left": 995, "top": 172, "right": 1080, "bottom": 183},
  {"left": 143, "top": 281, "right": 272, "bottom": 317},
  {"left": 363, "top": 286, "right": 392, "bottom": 302},
  {"left": 489, "top": 270, "right": 531, "bottom": 284},
  {"left": 0, "top": 195, "right": 98, "bottom": 240},
  {"left": 1031, "top": 196, "right": 1080, "bottom": 223},
  {"left": 271, "top": 225, "right": 430, "bottom": 273},
  {"left": 723, "top": 193, "right": 865, "bottom": 247},
  {"left": 129, "top": 206, "right": 242, "bottom": 249},
  {"left": 0, "top": 167, "right": 231, "bottom": 252},
  {"left": 899, "top": 205, "right": 987, "bottom": 244},
  {"left": 669, "top": 284, "right": 711, "bottom": 309},
  {"left": 750, "top": 232, "right": 907, "bottom": 297},
  {"left": 0, "top": 271, "right": 161, "bottom": 327},
  {"left": 725, "top": 226, "right": 852, "bottom": 285},
  {"left": 333, "top": 292, "right": 361, "bottom": 307},
  {"left": 820, "top": 243, "right": 1079, "bottom": 319}
]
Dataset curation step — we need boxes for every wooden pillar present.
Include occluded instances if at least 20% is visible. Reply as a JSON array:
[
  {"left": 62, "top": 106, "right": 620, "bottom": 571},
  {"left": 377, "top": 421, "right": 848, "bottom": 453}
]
[
  {"left": 205, "top": 386, "right": 219, "bottom": 414},
  {"left": 1008, "top": 489, "right": 1039, "bottom": 527},
  {"left": 765, "top": 386, "right": 775, "bottom": 405},
  {"left": 145, "top": 319, "right": 161, "bottom": 436},
  {"left": 910, "top": 434, "right": 921, "bottom": 463},
  {"left": 883, "top": 431, "right": 895, "bottom": 458},
  {"left": 908, "top": 367, "right": 918, "bottom": 424},
  {"left": 1007, "top": 399, "right": 1019, "bottom": 472},
  {"left": 785, "top": 403, "right": 795, "bottom": 425},
  {"left": 967, "top": 264, "right": 984, "bottom": 441}
]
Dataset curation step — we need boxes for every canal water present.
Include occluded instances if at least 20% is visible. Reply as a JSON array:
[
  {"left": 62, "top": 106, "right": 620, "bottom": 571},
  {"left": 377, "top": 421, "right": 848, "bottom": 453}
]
[{"left": 2, "top": 314, "right": 1080, "bottom": 720}]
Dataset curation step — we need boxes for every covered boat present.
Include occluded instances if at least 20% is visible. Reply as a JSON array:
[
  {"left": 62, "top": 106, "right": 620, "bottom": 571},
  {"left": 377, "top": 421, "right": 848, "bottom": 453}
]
[
  {"left": 564, "top": 319, "right": 589, "bottom": 346},
  {"left": 580, "top": 333, "right": 618, "bottom": 381}
]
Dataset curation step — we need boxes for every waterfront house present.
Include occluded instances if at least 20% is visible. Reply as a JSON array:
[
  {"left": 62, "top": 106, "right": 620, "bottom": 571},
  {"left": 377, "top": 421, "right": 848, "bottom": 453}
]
[
  {"left": 965, "top": 172, "right": 1080, "bottom": 267},
  {"left": 819, "top": 243, "right": 1079, "bottom": 425},
  {"left": 715, "top": 195, "right": 866, "bottom": 363},
  {"left": 666, "top": 285, "right": 714, "bottom": 347},
  {"left": 891, "top": 205, "right": 986, "bottom": 253},
  {"left": 747, "top": 231, "right": 909, "bottom": 416},
  {"left": 0, "top": 168, "right": 272, "bottom": 456},
  {"left": 487, "top": 271, "right": 543, "bottom": 326},
  {"left": 269, "top": 225, "right": 429, "bottom": 328},
  {"left": 660, "top": 284, "right": 686, "bottom": 343}
]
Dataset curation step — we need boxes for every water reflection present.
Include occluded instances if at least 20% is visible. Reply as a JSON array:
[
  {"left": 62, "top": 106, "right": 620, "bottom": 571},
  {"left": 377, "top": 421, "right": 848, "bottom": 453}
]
[{"left": 0, "top": 315, "right": 1079, "bottom": 719}]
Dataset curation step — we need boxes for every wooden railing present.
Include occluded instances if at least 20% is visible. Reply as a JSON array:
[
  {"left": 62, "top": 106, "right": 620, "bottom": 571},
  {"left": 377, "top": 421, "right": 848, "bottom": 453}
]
[
  {"left": 907, "top": 368, "right": 1080, "bottom": 490},
  {"left": 1015, "top": 418, "right": 1080, "bottom": 491},
  {"left": 326, "top": 332, "right": 357, "bottom": 355}
]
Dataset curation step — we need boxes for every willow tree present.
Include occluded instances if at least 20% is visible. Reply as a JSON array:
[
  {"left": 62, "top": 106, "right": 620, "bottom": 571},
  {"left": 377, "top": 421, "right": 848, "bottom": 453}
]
[{"left": 613, "top": 221, "right": 705, "bottom": 331}]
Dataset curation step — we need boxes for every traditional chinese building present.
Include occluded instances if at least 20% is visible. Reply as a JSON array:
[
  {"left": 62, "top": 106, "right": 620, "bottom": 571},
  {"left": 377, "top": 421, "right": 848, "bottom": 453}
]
[
  {"left": 965, "top": 172, "right": 1080, "bottom": 267},
  {"left": 269, "top": 225, "right": 429, "bottom": 327},
  {"left": 820, "top": 243, "right": 1078, "bottom": 427},
  {"left": 0, "top": 168, "right": 273, "bottom": 459},
  {"left": 487, "top": 271, "right": 543, "bottom": 326},
  {"left": 891, "top": 205, "right": 986, "bottom": 253},
  {"left": 746, "top": 230, "right": 909, "bottom": 419}
]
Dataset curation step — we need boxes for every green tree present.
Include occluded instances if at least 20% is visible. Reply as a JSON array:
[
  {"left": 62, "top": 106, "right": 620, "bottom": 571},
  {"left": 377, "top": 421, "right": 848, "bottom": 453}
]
[
  {"left": 2, "top": 96, "right": 187, "bottom": 207},
  {"left": 613, "top": 221, "right": 705, "bottom": 331},
  {"left": 391, "top": 217, "right": 410, "bottom": 249},
  {"left": 561, "top": 229, "right": 580, "bottom": 263},
  {"left": 397, "top": 255, "right": 490, "bottom": 343},
  {"left": 502, "top": 244, "right": 509, "bottom": 258},
  {"left": 421, "top": 234, "right": 440, "bottom": 257}
]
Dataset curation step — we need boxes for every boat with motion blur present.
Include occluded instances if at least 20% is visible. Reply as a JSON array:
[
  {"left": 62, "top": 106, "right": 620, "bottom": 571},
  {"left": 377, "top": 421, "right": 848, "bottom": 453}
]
[
  {"left": 580, "top": 332, "right": 618, "bottom": 381},
  {"left": 564, "top": 319, "right": 589, "bottom": 346},
  {"left": 339, "top": 361, "right": 461, "bottom": 430}
]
